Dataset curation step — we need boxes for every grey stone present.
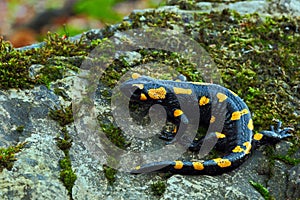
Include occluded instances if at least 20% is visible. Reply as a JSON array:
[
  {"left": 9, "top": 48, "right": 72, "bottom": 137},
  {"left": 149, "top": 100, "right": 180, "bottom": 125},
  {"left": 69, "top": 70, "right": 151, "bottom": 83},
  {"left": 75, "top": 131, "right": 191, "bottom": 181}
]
[{"left": 287, "top": 164, "right": 300, "bottom": 199}]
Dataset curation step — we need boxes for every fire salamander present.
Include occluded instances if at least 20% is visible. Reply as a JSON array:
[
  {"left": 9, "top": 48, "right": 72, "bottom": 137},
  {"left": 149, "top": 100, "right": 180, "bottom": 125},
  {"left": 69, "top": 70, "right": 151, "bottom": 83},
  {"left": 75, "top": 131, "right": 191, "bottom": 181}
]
[{"left": 120, "top": 73, "right": 293, "bottom": 175}]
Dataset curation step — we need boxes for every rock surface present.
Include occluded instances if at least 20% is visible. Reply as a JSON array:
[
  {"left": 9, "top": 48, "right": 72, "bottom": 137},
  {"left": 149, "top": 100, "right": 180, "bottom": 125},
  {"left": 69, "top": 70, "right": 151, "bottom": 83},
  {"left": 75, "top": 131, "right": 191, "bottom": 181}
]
[{"left": 1, "top": 0, "right": 299, "bottom": 199}]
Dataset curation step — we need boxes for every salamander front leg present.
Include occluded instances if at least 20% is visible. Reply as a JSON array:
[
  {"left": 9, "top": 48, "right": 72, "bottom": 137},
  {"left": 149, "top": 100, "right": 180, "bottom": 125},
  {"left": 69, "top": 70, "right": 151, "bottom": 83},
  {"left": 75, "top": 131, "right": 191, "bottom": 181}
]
[
  {"left": 188, "top": 137, "right": 205, "bottom": 152},
  {"left": 159, "top": 126, "right": 177, "bottom": 141}
]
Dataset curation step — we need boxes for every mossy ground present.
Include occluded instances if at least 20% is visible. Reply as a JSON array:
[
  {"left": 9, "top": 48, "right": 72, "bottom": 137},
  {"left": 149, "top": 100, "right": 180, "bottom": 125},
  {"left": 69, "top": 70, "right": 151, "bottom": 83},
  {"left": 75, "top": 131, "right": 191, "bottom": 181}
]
[
  {"left": 49, "top": 104, "right": 74, "bottom": 127},
  {"left": 0, "top": 33, "right": 89, "bottom": 90},
  {"left": 1, "top": 6, "right": 299, "bottom": 198},
  {"left": 113, "top": 9, "right": 300, "bottom": 149},
  {"left": 103, "top": 164, "right": 118, "bottom": 185},
  {"left": 150, "top": 180, "right": 167, "bottom": 196}
]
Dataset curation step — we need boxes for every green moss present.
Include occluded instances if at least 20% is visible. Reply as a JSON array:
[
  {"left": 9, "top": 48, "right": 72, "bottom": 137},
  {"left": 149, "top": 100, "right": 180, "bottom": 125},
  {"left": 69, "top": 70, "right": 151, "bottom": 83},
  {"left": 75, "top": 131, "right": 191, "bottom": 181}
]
[
  {"left": 263, "top": 144, "right": 300, "bottom": 169},
  {"left": 272, "top": 155, "right": 300, "bottom": 166},
  {"left": 287, "top": 141, "right": 300, "bottom": 156},
  {"left": 185, "top": 11, "right": 299, "bottom": 138},
  {"left": 100, "top": 49, "right": 202, "bottom": 88},
  {"left": 55, "top": 127, "right": 73, "bottom": 152},
  {"left": 56, "top": 127, "right": 76, "bottom": 199},
  {"left": 49, "top": 104, "right": 74, "bottom": 126},
  {"left": 99, "top": 121, "right": 129, "bottom": 150},
  {"left": 0, "top": 37, "right": 37, "bottom": 89},
  {"left": 150, "top": 180, "right": 166, "bottom": 196},
  {"left": 118, "top": 10, "right": 183, "bottom": 31},
  {"left": 249, "top": 180, "right": 273, "bottom": 200},
  {"left": 0, "top": 142, "right": 26, "bottom": 172},
  {"left": 41, "top": 32, "right": 89, "bottom": 58},
  {"left": 137, "top": 50, "right": 202, "bottom": 82},
  {"left": 0, "top": 33, "right": 89, "bottom": 90},
  {"left": 264, "top": 146, "right": 276, "bottom": 168},
  {"left": 54, "top": 88, "right": 71, "bottom": 101},
  {"left": 103, "top": 164, "right": 117, "bottom": 185},
  {"left": 16, "top": 125, "right": 25, "bottom": 133},
  {"left": 59, "top": 158, "right": 77, "bottom": 198}
]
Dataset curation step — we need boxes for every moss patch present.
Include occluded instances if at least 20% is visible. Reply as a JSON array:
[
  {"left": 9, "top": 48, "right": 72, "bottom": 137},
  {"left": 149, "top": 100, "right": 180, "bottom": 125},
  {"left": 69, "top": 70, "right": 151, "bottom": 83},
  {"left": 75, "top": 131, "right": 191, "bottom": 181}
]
[
  {"left": 16, "top": 125, "right": 25, "bottom": 133},
  {"left": 99, "top": 120, "right": 129, "bottom": 150},
  {"left": 100, "top": 49, "right": 202, "bottom": 88},
  {"left": 150, "top": 180, "right": 166, "bottom": 196},
  {"left": 49, "top": 104, "right": 74, "bottom": 126},
  {"left": 189, "top": 11, "right": 299, "bottom": 132},
  {"left": 0, "top": 142, "right": 27, "bottom": 172},
  {"left": 250, "top": 180, "right": 273, "bottom": 200},
  {"left": 55, "top": 127, "right": 76, "bottom": 199},
  {"left": 103, "top": 164, "right": 118, "bottom": 185},
  {"left": 54, "top": 88, "right": 72, "bottom": 101},
  {"left": 0, "top": 33, "right": 89, "bottom": 90},
  {"left": 272, "top": 154, "right": 300, "bottom": 165}
]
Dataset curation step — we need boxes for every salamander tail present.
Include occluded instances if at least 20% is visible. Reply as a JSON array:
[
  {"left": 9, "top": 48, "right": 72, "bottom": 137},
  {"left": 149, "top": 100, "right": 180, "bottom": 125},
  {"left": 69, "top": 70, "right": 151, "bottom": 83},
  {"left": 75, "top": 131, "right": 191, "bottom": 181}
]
[{"left": 130, "top": 152, "right": 249, "bottom": 175}]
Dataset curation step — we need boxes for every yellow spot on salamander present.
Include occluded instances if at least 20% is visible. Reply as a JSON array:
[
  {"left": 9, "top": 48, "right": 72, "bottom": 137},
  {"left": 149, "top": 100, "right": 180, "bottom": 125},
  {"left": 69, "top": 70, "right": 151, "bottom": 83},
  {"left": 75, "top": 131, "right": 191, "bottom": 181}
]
[
  {"left": 215, "top": 132, "right": 226, "bottom": 138},
  {"left": 231, "top": 111, "right": 241, "bottom": 120},
  {"left": 213, "top": 158, "right": 231, "bottom": 168},
  {"left": 199, "top": 96, "right": 210, "bottom": 106},
  {"left": 174, "top": 109, "right": 183, "bottom": 117},
  {"left": 173, "top": 87, "right": 192, "bottom": 95},
  {"left": 193, "top": 162, "right": 204, "bottom": 170},
  {"left": 228, "top": 89, "right": 238, "bottom": 96},
  {"left": 135, "top": 166, "right": 141, "bottom": 170},
  {"left": 240, "top": 109, "right": 249, "bottom": 115},
  {"left": 243, "top": 141, "right": 251, "bottom": 154},
  {"left": 232, "top": 142, "right": 251, "bottom": 154},
  {"left": 248, "top": 119, "right": 254, "bottom": 130},
  {"left": 140, "top": 93, "right": 147, "bottom": 101},
  {"left": 231, "top": 109, "right": 249, "bottom": 120},
  {"left": 210, "top": 116, "right": 216, "bottom": 123},
  {"left": 132, "top": 73, "right": 141, "bottom": 79},
  {"left": 174, "top": 161, "right": 184, "bottom": 169},
  {"left": 253, "top": 133, "right": 263, "bottom": 141},
  {"left": 132, "top": 84, "right": 144, "bottom": 89},
  {"left": 148, "top": 87, "right": 167, "bottom": 100},
  {"left": 217, "top": 93, "right": 228, "bottom": 102},
  {"left": 232, "top": 146, "right": 244, "bottom": 153}
]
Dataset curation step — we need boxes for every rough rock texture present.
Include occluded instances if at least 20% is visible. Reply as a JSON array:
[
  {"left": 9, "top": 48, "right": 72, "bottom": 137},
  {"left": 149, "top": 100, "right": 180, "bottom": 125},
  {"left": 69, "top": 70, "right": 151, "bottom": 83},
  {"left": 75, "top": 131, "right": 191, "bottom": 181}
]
[
  {"left": 1, "top": 0, "right": 300, "bottom": 199},
  {"left": 0, "top": 87, "right": 68, "bottom": 199}
]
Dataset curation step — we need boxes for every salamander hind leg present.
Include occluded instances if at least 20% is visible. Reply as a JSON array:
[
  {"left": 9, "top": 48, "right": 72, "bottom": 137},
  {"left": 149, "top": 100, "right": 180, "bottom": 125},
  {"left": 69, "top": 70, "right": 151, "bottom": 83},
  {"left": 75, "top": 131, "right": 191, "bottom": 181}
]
[{"left": 253, "top": 120, "right": 293, "bottom": 147}]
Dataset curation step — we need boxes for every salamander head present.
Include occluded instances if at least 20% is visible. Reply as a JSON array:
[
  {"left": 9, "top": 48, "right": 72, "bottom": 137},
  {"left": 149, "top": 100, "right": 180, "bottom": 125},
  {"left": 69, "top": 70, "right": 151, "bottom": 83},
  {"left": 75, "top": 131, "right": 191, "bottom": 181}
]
[{"left": 120, "top": 73, "right": 167, "bottom": 102}]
